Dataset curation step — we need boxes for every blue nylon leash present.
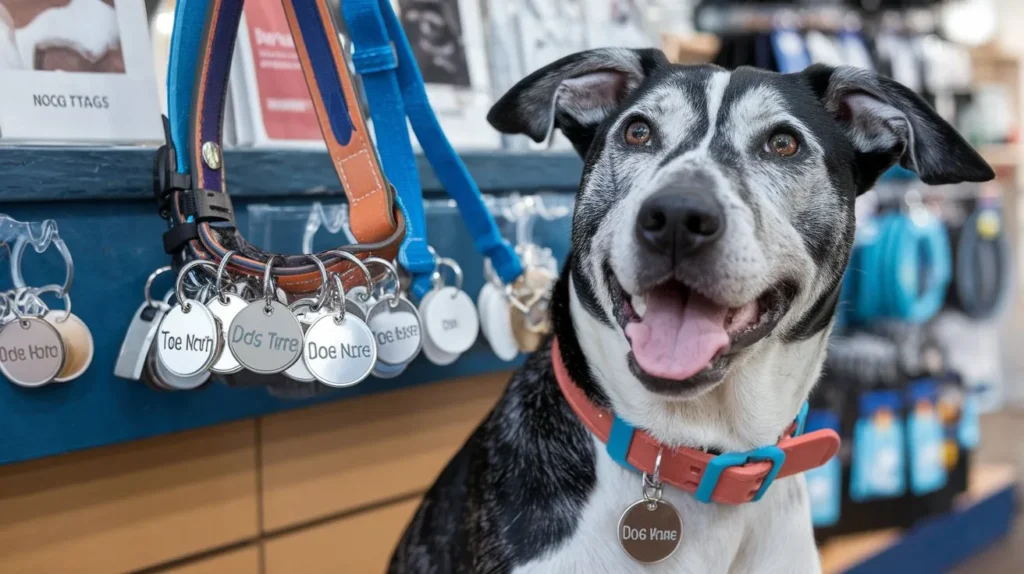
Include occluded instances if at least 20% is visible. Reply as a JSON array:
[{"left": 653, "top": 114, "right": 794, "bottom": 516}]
[
  {"left": 343, "top": 0, "right": 523, "bottom": 300},
  {"left": 165, "top": 0, "right": 209, "bottom": 175}
]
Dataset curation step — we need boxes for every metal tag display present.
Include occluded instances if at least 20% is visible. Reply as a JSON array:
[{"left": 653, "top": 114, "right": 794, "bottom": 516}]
[
  {"left": 156, "top": 298, "right": 222, "bottom": 378},
  {"left": 0, "top": 317, "right": 66, "bottom": 388},
  {"left": 227, "top": 300, "right": 304, "bottom": 375}
]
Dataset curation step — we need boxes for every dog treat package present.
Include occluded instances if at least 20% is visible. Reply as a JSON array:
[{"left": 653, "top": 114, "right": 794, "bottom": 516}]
[
  {"left": 906, "top": 381, "right": 948, "bottom": 496},
  {"left": 849, "top": 390, "right": 907, "bottom": 503}
]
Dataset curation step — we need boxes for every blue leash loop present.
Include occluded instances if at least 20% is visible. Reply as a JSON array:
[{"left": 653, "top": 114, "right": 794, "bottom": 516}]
[{"left": 342, "top": 0, "right": 522, "bottom": 300}]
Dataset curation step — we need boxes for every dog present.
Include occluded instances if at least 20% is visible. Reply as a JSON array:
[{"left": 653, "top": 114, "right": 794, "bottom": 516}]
[{"left": 390, "top": 48, "right": 993, "bottom": 573}]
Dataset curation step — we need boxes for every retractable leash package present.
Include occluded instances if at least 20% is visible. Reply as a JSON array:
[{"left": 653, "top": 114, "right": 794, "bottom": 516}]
[
  {"left": 344, "top": 0, "right": 554, "bottom": 363},
  {"left": 143, "top": 0, "right": 424, "bottom": 394}
]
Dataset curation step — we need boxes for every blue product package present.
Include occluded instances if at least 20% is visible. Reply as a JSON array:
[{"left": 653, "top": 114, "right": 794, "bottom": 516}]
[
  {"left": 958, "top": 390, "right": 981, "bottom": 450},
  {"left": 804, "top": 410, "right": 842, "bottom": 527},
  {"left": 907, "top": 381, "right": 947, "bottom": 495},
  {"left": 849, "top": 390, "right": 906, "bottom": 502}
]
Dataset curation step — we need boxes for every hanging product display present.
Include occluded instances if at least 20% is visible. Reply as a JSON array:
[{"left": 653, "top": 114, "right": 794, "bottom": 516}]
[
  {"left": 0, "top": 0, "right": 162, "bottom": 143},
  {"left": 344, "top": 0, "right": 554, "bottom": 362}
]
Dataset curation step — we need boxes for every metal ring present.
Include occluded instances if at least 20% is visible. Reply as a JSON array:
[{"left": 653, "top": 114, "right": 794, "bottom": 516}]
[
  {"left": 362, "top": 257, "right": 401, "bottom": 306},
  {"left": 435, "top": 257, "right": 464, "bottom": 297},
  {"left": 331, "top": 273, "right": 346, "bottom": 321},
  {"left": 13, "top": 287, "right": 48, "bottom": 318},
  {"left": 176, "top": 260, "right": 219, "bottom": 312},
  {"left": 325, "top": 249, "right": 374, "bottom": 295},
  {"left": 29, "top": 284, "right": 72, "bottom": 323},
  {"left": 652, "top": 448, "right": 663, "bottom": 486},
  {"left": 305, "top": 254, "right": 330, "bottom": 311},
  {"left": 262, "top": 256, "right": 281, "bottom": 306},
  {"left": 215, "top": 251, "right": 239, "bottom": 303},
  {"left": 10, "top": 232, "right": 75, "bottom": 296},
  {"left": 145, "top": 266, "right": 174, "bottom": 308}
]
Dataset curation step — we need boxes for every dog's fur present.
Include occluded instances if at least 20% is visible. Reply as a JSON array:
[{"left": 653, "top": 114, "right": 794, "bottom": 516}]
[{"left": 390, "top": 49, "right": 993, "bottom": 573}]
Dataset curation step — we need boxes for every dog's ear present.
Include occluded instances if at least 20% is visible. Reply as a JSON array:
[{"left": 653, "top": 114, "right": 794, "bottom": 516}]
[
  {"left": 488, "top": 48, "right": 668, "bottom": 157},
  {"left": 802, "top": 64, "right": 994, "bottom": 192}
]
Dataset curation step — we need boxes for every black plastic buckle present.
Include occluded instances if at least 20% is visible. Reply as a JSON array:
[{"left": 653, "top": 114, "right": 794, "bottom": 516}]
[{"left": 153, "top": 115, "right": 192, "bottom": 220}]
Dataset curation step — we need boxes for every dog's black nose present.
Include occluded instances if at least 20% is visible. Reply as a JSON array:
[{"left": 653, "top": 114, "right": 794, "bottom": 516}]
[{"left": 636, "top": 188, "right": 724, "bottom": 255}]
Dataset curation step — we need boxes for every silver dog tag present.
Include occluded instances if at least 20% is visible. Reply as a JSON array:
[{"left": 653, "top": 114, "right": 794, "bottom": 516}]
[
  {"left": 303, "top": 314, "right": 377, "bottom": 388},
  {"left": 618, "top": 499, "right": 683, "bottom": 564},
  {"left": 206, "top": 293, "right": 248, "bottom": 374},
  {"left": 228, "top": 300, "right": 304, "bottom": 374},
  {"left": 0, "top": 317, "right": 66, "bottom": 387},
  {"left": 156, "top": 299, "right": 222, "bottom": 378},
  {"left": 366, "top": 296, "right": 422, "bottom": 366},
  {"left": 114, "top": 301, "right": 169, "bottom": 380},
  {"left": 421, "top": 286, "right": 479, "bottom": 355},
  {"left": 371, "top": 359, "right": 407, "bottom": 379},
  {"left": 44, "top": 311, "right": 95, "bottom": 383}
]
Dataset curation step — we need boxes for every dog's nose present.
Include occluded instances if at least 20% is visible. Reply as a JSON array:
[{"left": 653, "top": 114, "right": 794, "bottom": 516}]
[{"left": 636, "top": 188, "right": 724, "bottom": 255}]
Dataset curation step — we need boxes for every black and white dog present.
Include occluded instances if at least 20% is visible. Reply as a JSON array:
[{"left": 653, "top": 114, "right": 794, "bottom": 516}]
[{"left": 390, "top": 49, "right": 993, "bottom": 573}]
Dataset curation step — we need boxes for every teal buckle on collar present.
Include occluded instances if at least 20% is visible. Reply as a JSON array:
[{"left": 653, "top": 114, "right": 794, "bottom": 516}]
[
  {"left": 607, "top": 414, "right": 637, "bottom": 472},
  {"left": 694, "top": 445, "right": 786, "bottom": 503}
]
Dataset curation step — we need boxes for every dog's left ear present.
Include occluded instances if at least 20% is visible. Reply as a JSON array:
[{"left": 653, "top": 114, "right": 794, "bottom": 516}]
[
  {"left": 802, "top": 64, "right": 994, "bottom": 192},
  {"left": 488, "top": 48, "right": 668, "bottom": 157}
]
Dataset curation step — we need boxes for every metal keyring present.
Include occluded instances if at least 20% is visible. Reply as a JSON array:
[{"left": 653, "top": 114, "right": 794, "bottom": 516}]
[
  {"left": 331, "top": 274, "right": 347, "bottom": 322},
  {"left": 145, "top": 266, "right": 174, "bottom": 308},
  {"left": 28, "top": 284, "right": 73, "bottom": 323},
  {"left": 10, "top": 231, "right": 75, "bottom": 296},
  {"left": 642, "top": 449, "right": 665, "bottom": 509},
  {"left": 305, "top": 254, "right": 330, "bottom": 311},
  {"left": 325, "top": 249, "right": 374, "bottom": 299},
  {"left": 432, "top": 257, "right": 464, "bottom": 298},
  {"left": 176, "top": 260, "right": 220, "bottom": 313},
  {"left": 262, "top": 256, "right": 282, "bottom": 311},
  {"left": 215, "top": 250, "right": 239, "bottom": 303},
  {"left": 363, "top": 257, "right": 402, "bottom": 307}
]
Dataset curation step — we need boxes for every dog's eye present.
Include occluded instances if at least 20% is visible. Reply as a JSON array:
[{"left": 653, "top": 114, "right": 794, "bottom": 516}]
[
  {"left": 624, "top": 120, "right": 652, "bottom": 145},
  {"left": 767, "top": 132, "right": 799, "bottom": 157}
]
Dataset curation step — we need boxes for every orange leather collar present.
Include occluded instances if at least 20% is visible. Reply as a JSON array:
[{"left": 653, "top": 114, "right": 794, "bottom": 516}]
[{"left": 551, "top": 338, "right": 841, "bottom": 505}]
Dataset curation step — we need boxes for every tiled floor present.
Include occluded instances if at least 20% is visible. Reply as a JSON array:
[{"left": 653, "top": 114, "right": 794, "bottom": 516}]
[{"left": 952, "top": 409, "right": 1024, "bottom": 572}]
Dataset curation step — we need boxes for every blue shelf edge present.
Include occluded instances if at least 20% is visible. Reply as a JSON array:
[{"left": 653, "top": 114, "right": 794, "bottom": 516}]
[
  {"left": 0, "top": 147, "right": 584, "bottom": 202},
  {"left": 844, "top": 482, "right": 1017, "bottom": 574}
]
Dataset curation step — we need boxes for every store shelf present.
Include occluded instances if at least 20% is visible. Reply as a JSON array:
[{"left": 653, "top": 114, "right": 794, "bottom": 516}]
[
  {"left": 0, "top": 147, "right": 584, "bottom": 202},
  {"left": 820, "top": 464, "right": 1017, "bottom": 574}
]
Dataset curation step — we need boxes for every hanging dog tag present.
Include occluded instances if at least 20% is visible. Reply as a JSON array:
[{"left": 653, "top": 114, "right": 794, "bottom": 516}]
[
  {"left": 0, "top": 317, "right": 66, "bottom": 387},
  {"left": 421, "top": 286, "right": 479, "bottom": 355},
  {"left": 283, "top": 300, "right": 365, "bottom": 383},
  {"left": 147, "top": 346, "right": 210, "bottom": 391},
  {"left": 228, "top": 300, "right": 304, "bottom": 374},
  {"left": 618, "top": 499, "right": 683, "bottom": 564},
  {"left": 206, "top": 293, "right": 249, "bottom": 374},
  {"left": 115, "top": 301, "right": 169, "bottom": 380},
  {"left": 44, "top": 310, "right": 94, "bottom": 382},
  {"left": 478, "top": 282, "right": 518, "bottom": 362},
  {"left": 418, "top": 289, "right": 460, "bottom": 366},
  {"left": 366, "top": 296, "right": 422, "bottom": 366},
  {"left": 157, "top": 299, "right": 221, "bottom": 378},
  {"left": 303, "top": 314, "right": 377, "bottom": 387},
  {"left": 372, "top": 360, "right": 407, "bottom": 379}
]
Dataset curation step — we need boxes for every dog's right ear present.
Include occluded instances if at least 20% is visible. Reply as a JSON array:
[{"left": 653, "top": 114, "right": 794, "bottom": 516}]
[{"left": 487, "top": 48, "right": 668, "bottom": 157}]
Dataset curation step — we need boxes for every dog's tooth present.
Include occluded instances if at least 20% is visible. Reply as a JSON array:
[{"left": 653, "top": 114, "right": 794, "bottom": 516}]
[{"left": 632, "top": 294, "right": 647, "bottom": 317}]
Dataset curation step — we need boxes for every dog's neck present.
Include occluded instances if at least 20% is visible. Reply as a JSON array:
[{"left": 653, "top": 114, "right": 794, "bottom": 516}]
[{"left": 550, "top": 265, "right": 830, "bottom": 453}]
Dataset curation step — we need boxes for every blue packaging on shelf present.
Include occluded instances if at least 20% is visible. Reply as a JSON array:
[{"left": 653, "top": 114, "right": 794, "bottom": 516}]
[
  {"left": 850, "top": 390, "right": 906, "bottom": 502},
  {"left": 805, "top": 409, "right": 842, "bottom": 528},
  {"left": 906, "top": 380, "right": 948, "bottom": 496}
]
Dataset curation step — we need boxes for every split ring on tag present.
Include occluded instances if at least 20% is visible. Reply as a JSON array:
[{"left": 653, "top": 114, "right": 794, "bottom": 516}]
[
  {"left": 618, "top": 450, "right": 682, "bottom": 564},
  {"left": 303, "top": 272, "right": 377, "bottom": 388},
  {"left": 157, "top": 260, "right": 223, "bottom": 378},
  {"left": 228, "top": 257, "right": 304, "bottom": 375}
]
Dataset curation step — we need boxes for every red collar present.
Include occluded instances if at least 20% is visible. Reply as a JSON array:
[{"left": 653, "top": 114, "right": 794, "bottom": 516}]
[{"left": 552, "top": 338, "right": 841, "bottom": 505}]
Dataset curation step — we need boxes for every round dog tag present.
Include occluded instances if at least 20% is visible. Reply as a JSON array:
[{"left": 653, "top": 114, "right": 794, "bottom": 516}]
[
  {"left": 617, "top": 500, "right": 683, "bottom": 564},
  {"left": 44, "top": 311, "right": 94, "bottom": 382},
  {"left": 156, "top": 299, "right": 222, "bottom": 378},
  {"left": 478, "top": 283, "right": 518, "bottom": 362},
  {"left": 418, "top": 290, "right": 460, "bottom": 366},
  {"left": 149, "top": 347, "right": 210, "bottom": 391},
  {"left": 422, "top": 286, "right": 479, "bottom": 355},
  {"left": 303, "top": 314, "right": 377, "bottom": 387},
  {"left": 282, "top": 303, "right": 324, "bottom": 384},
  {"left": 366, "top": 297, "right": 422, "bottom": 366},
  {"left": 207, "top": 293, "right": 248, "bottom": 374},
  {"left": 0, "top": 317, "right": 66, "bottom": 387},
  {"left": 372, "top": 360, "right": 407, "bottom": 379},
  {"left": 228, "top": 300, "right": 304, "bottom": 374}
]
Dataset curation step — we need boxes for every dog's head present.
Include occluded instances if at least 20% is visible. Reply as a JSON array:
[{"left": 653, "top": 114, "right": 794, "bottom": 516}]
[{"left": 489, "top": 50, "right": 992, "bottom": 416}]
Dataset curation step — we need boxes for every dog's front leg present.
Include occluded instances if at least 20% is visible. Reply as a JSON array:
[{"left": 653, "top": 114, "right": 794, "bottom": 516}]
[{"left": 728, "top": 475, "right": 822, "bottom": 574}]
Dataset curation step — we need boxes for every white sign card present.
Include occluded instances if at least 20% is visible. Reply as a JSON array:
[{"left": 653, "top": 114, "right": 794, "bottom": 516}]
[{"left": 0, "top": 0, "right": 162, "bottom": 144}]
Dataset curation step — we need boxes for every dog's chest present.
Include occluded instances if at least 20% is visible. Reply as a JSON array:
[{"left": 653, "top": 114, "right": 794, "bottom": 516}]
[{"left": 511, "top": 437, "right": 762, "bottom": 574}]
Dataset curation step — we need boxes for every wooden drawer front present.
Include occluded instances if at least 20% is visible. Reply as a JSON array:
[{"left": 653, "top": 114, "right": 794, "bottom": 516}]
[
  {"left": 260, "top": 372, "right": 507, "bottom": 531},
  {"left": 264, "top": 498, "right": 420, "bottom": 574},
  {"left": 159, "top": 546, "right": 261, "bottom": 574},
  {"left": 0, "top": 421, "right": 259, "bottom": 574}
]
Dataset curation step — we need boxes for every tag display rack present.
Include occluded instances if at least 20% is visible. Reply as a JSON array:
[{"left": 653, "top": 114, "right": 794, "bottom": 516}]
[{"left": 0, "top": 147, "right": 583, "bottom": 465}]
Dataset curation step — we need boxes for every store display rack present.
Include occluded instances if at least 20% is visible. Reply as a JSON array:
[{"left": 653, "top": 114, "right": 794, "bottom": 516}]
[{"left": 0, "top": 147, "right": 582, "bottom": 466}]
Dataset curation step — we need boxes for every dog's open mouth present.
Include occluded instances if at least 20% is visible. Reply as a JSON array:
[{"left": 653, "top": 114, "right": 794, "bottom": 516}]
[{"left": 609, "top": 268, "right": 795, "bottom": 386}]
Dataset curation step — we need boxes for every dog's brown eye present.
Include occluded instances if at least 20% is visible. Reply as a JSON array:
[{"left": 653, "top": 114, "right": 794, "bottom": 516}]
[
  {"left": 625, "top": 120, "right": 651, "bottom": 145},
  {"left": 768, "top": 132, "right": 799, "bottom": 157}
]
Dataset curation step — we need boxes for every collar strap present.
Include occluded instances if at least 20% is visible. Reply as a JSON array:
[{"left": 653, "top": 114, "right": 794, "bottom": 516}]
[
  {"left": 160, "top": 0, "right": 404, "bottom": 293},
  {"left": 551, "top": 338, "right": 841, "bottom": 505}
]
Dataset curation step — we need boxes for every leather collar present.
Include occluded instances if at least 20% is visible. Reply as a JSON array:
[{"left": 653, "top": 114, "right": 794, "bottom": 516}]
[{"left": 551, "top": 338, "right": 841, "bottom": 505}]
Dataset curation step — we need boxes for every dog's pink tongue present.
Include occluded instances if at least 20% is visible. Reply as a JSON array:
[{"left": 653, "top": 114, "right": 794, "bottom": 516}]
[{"left": 625, "top": 287, "right": 730, "bottom": 381}]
